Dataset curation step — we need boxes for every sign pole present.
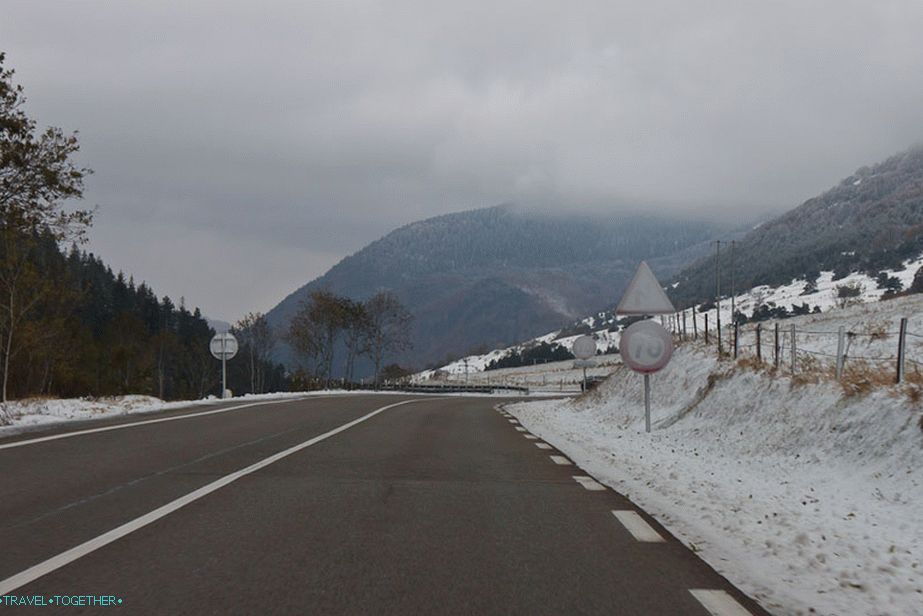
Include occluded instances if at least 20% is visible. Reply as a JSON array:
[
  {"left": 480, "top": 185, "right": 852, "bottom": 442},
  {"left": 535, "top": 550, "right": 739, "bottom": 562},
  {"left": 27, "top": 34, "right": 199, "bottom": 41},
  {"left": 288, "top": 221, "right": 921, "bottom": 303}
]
[
  {"left": 210, "top": 332, "right": 238, "bottom": 400},
  {"left": 583, "top": 366, "right": 587, "bottom": 392},
  {"left": 222, "top": 335, "right": 227, "bottom": 399},
  {"left": 615, "top": 261, "right": 676, "bottom": 435}
]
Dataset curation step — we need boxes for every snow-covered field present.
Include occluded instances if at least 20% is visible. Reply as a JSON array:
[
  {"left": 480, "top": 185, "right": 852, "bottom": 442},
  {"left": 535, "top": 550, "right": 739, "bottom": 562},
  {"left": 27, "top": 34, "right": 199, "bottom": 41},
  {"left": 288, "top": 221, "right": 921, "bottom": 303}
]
[
  {"left": 506, "top": 297, "right": 923, "bottom": 616},
  {"left": 418, "top": 353, "right": 620, "bottom": 391}
]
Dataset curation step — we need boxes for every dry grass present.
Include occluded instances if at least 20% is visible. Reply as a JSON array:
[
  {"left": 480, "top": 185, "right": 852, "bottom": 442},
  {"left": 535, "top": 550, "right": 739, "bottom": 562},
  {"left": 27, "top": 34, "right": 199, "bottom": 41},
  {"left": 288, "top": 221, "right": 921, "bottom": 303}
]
[
  {"left": 839, "top": 362, "right": 899, "bottom": 397},
  {"left": 732, "top": 349, "right": 923, "bottom": 402}
]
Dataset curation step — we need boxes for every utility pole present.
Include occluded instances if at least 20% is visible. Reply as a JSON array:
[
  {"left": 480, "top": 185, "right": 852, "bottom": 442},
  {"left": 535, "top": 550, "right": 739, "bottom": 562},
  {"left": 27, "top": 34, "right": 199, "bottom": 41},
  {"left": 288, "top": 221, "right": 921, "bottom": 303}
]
[
  {"left": 464, "top": 358, "right": 469, "bottom": 385},
  {"left": 715, "top": 240, "right": 722, "bottom": 355},
  {"left": 730, "top": 240, "right": 736, "bottom": 323}
]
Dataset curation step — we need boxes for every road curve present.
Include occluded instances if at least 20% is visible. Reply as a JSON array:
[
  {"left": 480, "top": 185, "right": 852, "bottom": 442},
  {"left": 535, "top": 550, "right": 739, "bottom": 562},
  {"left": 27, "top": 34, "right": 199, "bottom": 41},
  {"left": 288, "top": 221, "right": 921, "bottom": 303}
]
[{"left": 0, "top": 394, "right": 769, "bottom": 615}]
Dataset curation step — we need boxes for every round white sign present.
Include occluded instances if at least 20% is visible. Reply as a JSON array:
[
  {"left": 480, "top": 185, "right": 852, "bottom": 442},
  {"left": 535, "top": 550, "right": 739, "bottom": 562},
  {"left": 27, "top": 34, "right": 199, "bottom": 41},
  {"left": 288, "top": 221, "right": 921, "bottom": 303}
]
[
  {"left": 572, "top": 335, "right": 597, "bottom": 360},
  {"left": 619, "top": 321, "right": 673, "bottom": 373},
  {"left": 210, "top": 332, "right": 239, "bottom": 361}
]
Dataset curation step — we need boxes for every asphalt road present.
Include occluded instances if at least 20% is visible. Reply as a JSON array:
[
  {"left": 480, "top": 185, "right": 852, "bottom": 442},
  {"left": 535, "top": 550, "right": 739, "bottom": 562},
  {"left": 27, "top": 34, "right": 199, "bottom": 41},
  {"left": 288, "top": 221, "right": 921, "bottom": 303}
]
[{"left": 0, "top": 395, "right": 770, "bottom": 615}]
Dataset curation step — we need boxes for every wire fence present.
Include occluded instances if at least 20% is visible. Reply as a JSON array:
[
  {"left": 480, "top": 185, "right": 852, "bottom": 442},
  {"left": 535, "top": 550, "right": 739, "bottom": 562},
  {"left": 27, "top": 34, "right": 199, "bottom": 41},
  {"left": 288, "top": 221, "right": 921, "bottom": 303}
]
[{"left": 659, "top": 310, "right": 920, "bottom": 384}]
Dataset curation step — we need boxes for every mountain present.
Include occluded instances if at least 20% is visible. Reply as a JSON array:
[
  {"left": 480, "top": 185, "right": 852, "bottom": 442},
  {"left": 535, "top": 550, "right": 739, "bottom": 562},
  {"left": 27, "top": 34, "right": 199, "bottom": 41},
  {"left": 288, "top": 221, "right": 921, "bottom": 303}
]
[
  {"left": 669, "top": 146, "right": 923, "bottom": 307},
  {"left": 266, "top": 205, "right": 730, "bottom": 372}
]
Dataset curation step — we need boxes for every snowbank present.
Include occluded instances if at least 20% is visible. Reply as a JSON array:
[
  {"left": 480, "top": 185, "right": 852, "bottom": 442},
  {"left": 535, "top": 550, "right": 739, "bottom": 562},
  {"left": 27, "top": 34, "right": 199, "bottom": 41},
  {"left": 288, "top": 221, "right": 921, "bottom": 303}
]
[
  {"left": 508, "top": 343, "right": 923, "bottom": 615},
  {"left": 0, "top": 392, "right": 312, "bottom": 437}
]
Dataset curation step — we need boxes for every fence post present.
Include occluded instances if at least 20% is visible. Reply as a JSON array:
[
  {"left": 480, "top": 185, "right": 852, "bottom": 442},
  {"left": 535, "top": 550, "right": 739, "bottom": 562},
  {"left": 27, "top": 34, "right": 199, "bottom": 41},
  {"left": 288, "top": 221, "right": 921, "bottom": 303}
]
[
  {"left": 682, "top": 310, "right": 687, "bottom": 341},
  {"left": 756, "top": 324, "right": 762, "bottom": 361},
  {"left": 733, "top": 322, "right": 739, "bottom": 359},
  {"left": 717, "top": 309, "right": 723, "bottom": 356},
  {"left": 774, "top": 323, "right": 780, "bottom": 369},
  {"left": 693, "top": 309, "right": 698, "bottom": 340},
  {"left": 790, "top": 323, "right": 797, "bottom": 374},
  {"left": 835, "top": 325, "right": 845, "bottom": 381},
  {"left": 704, "top": 314, "right": 709, "bottom": 345},
  {"left": 897, "top": 317, "right": 908, "bottom": 384}
]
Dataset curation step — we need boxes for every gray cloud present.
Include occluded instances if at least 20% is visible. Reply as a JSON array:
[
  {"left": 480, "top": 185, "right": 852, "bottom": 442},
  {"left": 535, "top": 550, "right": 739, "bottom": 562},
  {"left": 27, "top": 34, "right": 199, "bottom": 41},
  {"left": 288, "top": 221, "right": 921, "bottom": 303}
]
[{"left": 3, "top": 0, "right": 923, "bottom": 320}]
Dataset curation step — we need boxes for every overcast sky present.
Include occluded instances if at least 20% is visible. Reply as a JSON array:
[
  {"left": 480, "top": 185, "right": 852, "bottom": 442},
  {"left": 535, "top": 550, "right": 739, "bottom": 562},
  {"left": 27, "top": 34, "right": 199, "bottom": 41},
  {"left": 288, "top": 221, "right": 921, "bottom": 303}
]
[{"left": 3, "top": 1, "right": 923, "bottom": 321}]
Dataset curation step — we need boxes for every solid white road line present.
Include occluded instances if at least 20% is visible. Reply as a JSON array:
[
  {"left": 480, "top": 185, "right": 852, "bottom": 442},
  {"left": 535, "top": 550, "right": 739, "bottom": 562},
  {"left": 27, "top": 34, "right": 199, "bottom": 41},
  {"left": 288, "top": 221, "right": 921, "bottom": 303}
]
[
  {"left": 0, "top": 397, "right": 314, "bottom": 451},
  {"left": 688, "top": 590, "right": 753, "bottom": 616},
  {"left": 535, "top": 443, "right": 553, "bottom": 450},
  {"left": 523, "top": 435, "right": 538, "bottom": 440},
  {"left": 572, "top": 475, "right": 606, "bottom": 491},
  {"left": 0, "top": 399, "right": 424, "bottom": 596},
  {"left": 549, "top": 455, "right": 572, "bottom": 465},
  {"left": 611, "top": 510, "right": 665, "bottom": 542},
  {"left": 515, "top": 427, "right": 527, "bottom": 432}
]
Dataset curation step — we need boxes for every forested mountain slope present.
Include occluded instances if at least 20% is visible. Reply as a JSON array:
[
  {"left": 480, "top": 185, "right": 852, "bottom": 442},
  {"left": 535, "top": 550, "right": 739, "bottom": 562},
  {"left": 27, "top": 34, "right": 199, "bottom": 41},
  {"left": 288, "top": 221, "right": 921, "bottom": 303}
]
[
  {"left": 267, "top": 205, "right": 728, "bottom": 370},
  {"left": 670, "top": 146, "right": 923, "bottom": 307}
]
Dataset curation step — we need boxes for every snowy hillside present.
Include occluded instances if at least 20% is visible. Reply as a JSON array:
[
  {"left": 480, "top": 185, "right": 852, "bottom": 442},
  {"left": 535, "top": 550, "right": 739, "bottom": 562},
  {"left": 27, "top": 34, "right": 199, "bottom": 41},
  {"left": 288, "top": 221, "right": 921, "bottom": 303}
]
[
  {"left": 505, "top": 293, "right": 923, "bottom": 616},
  {"left": 418, "top": 254, "right": 923, "bottom": 382}
]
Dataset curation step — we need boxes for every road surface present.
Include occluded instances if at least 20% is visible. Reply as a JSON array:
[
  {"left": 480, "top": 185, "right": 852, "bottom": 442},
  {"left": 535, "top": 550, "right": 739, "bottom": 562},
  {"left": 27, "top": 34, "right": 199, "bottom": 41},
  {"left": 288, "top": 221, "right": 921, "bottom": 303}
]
[{"left": 0, "top": 394, "right": 769, "bottom": 615}]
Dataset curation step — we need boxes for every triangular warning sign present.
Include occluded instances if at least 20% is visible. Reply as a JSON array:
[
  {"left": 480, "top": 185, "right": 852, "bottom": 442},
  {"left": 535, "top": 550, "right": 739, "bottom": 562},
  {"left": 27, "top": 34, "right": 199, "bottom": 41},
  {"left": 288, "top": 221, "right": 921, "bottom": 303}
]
[{"left": 616, "top": 261, "right": 676, "bottom": 315}]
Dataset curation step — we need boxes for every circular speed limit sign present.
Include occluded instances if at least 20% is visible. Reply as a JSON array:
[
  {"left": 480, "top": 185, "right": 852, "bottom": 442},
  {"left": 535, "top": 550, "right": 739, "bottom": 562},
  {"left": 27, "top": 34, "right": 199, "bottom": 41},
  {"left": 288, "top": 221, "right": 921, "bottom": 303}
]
[{"left": 619, "top": 320, "right": 673, "bottom": 373}]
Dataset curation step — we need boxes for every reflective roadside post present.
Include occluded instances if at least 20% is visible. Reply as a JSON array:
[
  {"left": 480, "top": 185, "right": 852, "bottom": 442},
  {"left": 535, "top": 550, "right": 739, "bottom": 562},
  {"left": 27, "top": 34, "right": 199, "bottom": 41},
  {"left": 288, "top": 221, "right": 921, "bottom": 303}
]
[{"left": 615, "top": 262, "right": 676, "bottom": 433}]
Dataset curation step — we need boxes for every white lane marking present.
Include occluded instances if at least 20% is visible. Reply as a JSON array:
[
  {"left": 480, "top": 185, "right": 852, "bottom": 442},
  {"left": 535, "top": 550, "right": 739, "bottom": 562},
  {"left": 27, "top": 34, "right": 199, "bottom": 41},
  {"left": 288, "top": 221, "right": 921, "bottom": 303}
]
[
  {"left": 572, "top": 475, "right": 606, "bottom": 491},
  {"left": 0, "top": 397, "right": 314, "bottom": 451},
  {"left": 549, "top": 455, "right": 572, "bottom": 466},
  {"left": 507, "top": 419, "right": 519, "bottom": 424},
  {"left": 535, "top": 443, "right": 553, "bottom": 450},
  {"left": 611, "top": 510, "right": 665, "bottom": 542},
  {"left": 689, "top": 590, "right": 753, "bottom": 616},
  {"left": 515, "top": 427, "right": 527, "bottom": 432},
  {"left": 0, "top": 399, "right": 424, "bottom": 596},
  {"left": 523, "top": 435, "right": 538, "bottom": 440}
]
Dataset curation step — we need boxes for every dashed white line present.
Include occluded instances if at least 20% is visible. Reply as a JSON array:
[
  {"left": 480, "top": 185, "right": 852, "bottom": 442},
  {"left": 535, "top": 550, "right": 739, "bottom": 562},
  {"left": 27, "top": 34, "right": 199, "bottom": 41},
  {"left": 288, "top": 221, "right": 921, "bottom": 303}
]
[
  {"left": 0, "top": 398, "right": 425, "bottom": 596},
  {"left": 549, "top": 455, "right": 572, "bottom": 465},
  {"left": 515, "top": 427, "right": 527, "bottom": 432},
  {"left": 611, "top": 510, "right": 665, "bottom": 542},
  {"left": 507, "top": 419, "right": 519, "bottom": 424},
  {"left": 689, "top": 590, "right": 753, "bottom": 616},
  {"left": 523, "top": 435, "right": 538, "bottom": 440},
  {"left": 535, "top": 443, "right": 553, "bottom": 450},
  {"left": 572, "top": 475, "right": 606, "bottom": 491}
]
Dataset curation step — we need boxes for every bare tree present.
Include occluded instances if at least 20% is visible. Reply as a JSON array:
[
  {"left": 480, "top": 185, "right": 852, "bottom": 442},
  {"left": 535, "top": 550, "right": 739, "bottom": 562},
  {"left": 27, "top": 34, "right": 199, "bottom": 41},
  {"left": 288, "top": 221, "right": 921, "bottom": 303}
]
[
  {"left": 288, "top": 290, "right": 344, "bottom": 386},
  {"left": 234, "top": 312, "right": 275, "bottom": 394},
  {"left": 340, "top": 299, "right": 368, "bottom": 384},
  {"left": 363, "top": 291, "right": 413, "bottom": 386}
]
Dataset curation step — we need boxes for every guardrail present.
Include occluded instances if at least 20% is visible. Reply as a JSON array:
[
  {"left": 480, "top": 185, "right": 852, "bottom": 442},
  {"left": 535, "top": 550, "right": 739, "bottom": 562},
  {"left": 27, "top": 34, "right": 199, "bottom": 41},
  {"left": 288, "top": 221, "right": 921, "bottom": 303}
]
[{"left": 381, "top": 383, "right": 530, "bottom": 395}]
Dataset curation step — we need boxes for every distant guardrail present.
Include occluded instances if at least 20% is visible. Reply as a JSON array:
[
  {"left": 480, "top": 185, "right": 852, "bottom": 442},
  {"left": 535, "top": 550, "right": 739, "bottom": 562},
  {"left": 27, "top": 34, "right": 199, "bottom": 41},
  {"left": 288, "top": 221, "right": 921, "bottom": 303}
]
[{"left": 381, "top": 383, "right": 530, "bottom": 395}]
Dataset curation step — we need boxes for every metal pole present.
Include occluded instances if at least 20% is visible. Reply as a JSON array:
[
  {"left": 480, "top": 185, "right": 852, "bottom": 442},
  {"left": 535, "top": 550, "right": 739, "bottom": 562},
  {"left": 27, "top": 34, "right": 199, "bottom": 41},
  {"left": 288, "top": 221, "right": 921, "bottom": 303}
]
[
  {"left": 715, "top": 241, "right": 722, "bottom": 356},
  {"left": 682, "top": 310, "right": 687, "bottom": 341},
  {"left": 221, "top": 335, "right": 227, "bottom": 399},
  {"left": 790, "top": 323, "right": 797, "bottom": 374},
  {"left": 897, "top": 318, "right": 908, "bottom": 384},
  {"left": 756, "top": 324, "right": 762, "bottom": 361},
  {"left": 693, "top": 309, "right": 698, "bottom": 340},
  {"left": 583, "top": 366, "right": 587, "bottom": 392},
  {"left": 704, "top": 313, "right": 709, "bottom": 345},
  {"left": 644, "top": 373, "right": 651, "bottom": 433},
  {"left": 835, "top": 325, "right": 845, "bottom": 381},
  {"left": 730, "top": 240, "right": 736, "bottom": 321}
]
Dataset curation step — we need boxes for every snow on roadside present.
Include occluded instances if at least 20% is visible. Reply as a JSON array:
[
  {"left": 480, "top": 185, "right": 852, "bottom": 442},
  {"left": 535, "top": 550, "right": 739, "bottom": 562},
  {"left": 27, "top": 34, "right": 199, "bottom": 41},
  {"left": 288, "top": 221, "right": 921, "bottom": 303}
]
[
  {"left": 507, "top": 343, "right": 923, "bottom": 616},
  {"left": 0, "top": 392, "right": 313, "bottom": 437}
]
